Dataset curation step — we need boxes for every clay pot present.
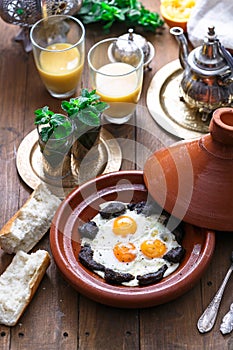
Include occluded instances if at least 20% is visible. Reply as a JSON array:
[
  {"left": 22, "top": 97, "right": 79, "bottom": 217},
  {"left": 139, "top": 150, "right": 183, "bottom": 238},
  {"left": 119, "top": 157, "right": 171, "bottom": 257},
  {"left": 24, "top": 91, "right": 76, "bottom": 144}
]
[
  {"left": 144, "top": 107, "right": 233, "bottom": 231},
  {"left": 50, "top": 170, "right": 215, "bottom": 308}
]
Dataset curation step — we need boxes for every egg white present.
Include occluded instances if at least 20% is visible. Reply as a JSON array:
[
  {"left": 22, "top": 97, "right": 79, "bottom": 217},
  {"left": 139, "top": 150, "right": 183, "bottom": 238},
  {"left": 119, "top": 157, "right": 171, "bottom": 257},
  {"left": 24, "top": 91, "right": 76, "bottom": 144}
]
[{"left": 81, "top": 202, "right": 182, "bottom": 286}]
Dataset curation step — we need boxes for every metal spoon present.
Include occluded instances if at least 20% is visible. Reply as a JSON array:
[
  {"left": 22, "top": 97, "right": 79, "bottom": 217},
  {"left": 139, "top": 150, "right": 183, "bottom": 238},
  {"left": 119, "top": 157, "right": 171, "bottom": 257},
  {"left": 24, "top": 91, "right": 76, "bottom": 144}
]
[
  {"left": 197, "top": 251, "right": 233, "bottom": 333},
  {"left": 220, "top": 302, "right": 233, "bottom": 334}
]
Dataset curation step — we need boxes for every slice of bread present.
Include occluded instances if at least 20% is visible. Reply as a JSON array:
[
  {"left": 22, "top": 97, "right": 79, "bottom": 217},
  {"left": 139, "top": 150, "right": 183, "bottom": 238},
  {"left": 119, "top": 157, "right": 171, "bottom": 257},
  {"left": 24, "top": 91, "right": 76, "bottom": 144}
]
[
  {"left": 0, "top": 249, "right": 50, "bottom": 326},
  {"left": 0, "top": 183, "right": 61, "bottom": 254}
]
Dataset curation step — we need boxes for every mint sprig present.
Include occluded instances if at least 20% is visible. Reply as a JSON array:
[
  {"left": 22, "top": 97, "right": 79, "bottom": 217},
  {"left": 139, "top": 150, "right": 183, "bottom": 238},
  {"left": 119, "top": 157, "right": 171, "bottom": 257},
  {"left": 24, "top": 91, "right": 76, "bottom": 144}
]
[
  {"left": 34, "top": 107, "right": 72, "bottom": 143},
  {"left": 34, "top": 89, "right": 109, "bottom": 143},
  {"left": 61, "top": 89, "right": 108, "bottom": 126},
  {"left": 77, "top": 0, "right": 164, "bottom": 32}
]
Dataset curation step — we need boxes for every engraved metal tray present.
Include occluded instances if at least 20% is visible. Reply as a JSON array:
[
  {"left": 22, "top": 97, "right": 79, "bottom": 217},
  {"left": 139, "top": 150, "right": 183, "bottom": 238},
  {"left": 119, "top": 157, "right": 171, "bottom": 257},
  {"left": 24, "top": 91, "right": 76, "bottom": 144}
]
[
  {"left": 147, "top": 59, "right": 210, "bottom": 139},
  {"left": 16, "top": 128, "right": 122, "bottom": 198}
]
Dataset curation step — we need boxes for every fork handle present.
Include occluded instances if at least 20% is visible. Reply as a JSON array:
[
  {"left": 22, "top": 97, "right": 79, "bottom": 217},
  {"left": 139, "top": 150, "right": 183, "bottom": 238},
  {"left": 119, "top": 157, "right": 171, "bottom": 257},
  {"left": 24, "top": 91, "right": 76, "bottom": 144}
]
[{"left": 197, "top": 264, "right": 233, "bottom": 333}]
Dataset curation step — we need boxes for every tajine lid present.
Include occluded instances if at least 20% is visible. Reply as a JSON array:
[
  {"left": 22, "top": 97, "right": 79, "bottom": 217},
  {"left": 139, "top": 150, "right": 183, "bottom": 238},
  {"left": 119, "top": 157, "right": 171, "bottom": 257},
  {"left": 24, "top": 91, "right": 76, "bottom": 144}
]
[{"left": 143, "top": 107, "right": 233, "bottom": 231}]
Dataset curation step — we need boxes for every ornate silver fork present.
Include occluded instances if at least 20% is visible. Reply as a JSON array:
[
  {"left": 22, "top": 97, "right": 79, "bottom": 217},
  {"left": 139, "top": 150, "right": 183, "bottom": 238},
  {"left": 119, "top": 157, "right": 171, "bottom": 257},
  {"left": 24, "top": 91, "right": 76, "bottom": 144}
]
[{"left": 197, "top": 251, "right": 233, "bottom": 333}]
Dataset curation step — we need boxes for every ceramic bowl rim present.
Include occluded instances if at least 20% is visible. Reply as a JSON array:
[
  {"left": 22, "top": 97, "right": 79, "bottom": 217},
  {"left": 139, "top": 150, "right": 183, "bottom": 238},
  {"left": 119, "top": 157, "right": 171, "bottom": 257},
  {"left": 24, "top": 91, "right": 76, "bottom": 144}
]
[{"left": 50, "top": 170, "right": 215, "bottom": 308}]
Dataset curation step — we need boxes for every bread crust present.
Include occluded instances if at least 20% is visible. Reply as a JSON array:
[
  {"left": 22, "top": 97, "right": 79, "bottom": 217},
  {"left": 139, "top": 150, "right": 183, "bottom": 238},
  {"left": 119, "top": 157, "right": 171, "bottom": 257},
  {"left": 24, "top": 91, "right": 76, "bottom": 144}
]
[
  {"left": 0, "top": 183, "right": 61, "bottom": 253},
  {"left": 0, "top": 250, "right": 51, "bottom": 326},
  {"left": 0, "top": 183, "right": 49, "bottom": 238},
  {"left": 17, "top": 251, "right": 51, "bottom": 327},
  {"left": 28, "top": 251, "right": 51, "bottom": 302}
]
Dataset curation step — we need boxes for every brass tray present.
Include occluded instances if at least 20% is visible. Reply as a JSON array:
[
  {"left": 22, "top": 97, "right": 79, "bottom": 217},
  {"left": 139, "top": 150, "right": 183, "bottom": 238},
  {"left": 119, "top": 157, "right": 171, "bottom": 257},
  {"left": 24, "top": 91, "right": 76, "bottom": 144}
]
[
  {"left": 147, "top": 59, "right": 210, "bottom": 139},
  {"left": 16, "top": 128, "right": 122, "bottom": 197}
]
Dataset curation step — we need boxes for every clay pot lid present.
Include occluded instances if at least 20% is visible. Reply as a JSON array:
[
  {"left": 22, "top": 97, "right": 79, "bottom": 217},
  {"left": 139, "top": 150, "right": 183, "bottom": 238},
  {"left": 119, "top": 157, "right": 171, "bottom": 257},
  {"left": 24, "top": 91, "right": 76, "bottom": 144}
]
[{"left": 143, "top": 107, "right": 233, "bottom": 231}]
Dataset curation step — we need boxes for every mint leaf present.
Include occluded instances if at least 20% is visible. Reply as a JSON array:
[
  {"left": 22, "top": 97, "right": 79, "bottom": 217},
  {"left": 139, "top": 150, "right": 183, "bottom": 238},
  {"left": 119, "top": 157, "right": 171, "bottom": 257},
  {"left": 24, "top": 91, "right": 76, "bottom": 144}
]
[
  {"left": 50, "top": 114, "right": 68, "bottom": 128},
  {"left": 94, "top": 102, "right": 109, "bottom": 113},
  {"left": 77, "top": 108, "right": 101, "bottom": 126},
  {"left": 62, "top": 89, "right": 109, "bottom": 126},
  {"left": 34, "top": 106, "right": 54, "bottom": 125},
  {"left": 39, "top": 126, "right": 53, "bottom": 143}
]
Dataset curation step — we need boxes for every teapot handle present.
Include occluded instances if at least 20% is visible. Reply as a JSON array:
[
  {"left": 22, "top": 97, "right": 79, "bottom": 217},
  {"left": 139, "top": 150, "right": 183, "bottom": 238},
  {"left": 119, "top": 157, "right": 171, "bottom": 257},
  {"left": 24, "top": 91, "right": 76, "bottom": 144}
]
[{"left": 219, "top": 43, "right": 233, "bottom": 77}]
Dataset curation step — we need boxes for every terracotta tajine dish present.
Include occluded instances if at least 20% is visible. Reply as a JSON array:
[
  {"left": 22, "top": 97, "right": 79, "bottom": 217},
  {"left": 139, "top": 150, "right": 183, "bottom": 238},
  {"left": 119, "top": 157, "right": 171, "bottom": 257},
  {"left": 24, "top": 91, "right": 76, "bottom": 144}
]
[
  {"left": 144, "top": 107, "right": 233, "bottom": 231},
  {"left": 50, "top": 171, "right": 215, "bottom": 308}
]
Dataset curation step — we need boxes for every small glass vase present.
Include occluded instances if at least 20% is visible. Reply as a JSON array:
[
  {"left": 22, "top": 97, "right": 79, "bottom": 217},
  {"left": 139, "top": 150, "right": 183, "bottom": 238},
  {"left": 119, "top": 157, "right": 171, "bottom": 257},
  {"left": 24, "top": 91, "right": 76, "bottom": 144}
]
[
  {"left": 71, "top": 122, "right": 102, "bottom": 182},
  {"left": 37, "top": 116, "right": 74, "bottom": 183}
]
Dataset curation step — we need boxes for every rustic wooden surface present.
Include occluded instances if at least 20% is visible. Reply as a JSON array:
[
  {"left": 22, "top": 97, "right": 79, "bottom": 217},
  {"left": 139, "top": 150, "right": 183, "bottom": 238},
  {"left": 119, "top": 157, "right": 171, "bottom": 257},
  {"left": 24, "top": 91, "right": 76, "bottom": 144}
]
[{"left": 0, "top": 1, "right": 233, "bottom": 349}]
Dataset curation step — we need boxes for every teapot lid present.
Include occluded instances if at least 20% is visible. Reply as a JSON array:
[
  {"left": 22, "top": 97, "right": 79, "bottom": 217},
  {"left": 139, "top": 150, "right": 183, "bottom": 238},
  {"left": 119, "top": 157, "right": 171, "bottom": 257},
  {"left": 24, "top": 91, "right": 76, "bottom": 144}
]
[
  {"left": 117, "top": 29, "right": 150, "bottom": 61},
  {"left": 112, "top": 28, "right": 151, "bottom": 64},
  {"left": 189, "top": 26, "right": 230, "bottom": 76}
]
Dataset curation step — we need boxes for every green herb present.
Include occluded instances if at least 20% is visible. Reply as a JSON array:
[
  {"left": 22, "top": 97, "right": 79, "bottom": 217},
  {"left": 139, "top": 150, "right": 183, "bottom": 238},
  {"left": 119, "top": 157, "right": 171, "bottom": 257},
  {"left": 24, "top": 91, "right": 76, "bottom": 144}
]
[
  {"left": 34, "top": 89, "right": 109, "bottom": 143},
  {"left": 61, "top": 88, "right": 108, "bottom": 127},
  {"left": 34, "top": 107, "right": 72, "bottom": 143},
  {"left": 77, "top": 0, "right": 164, "bottom": 32}
]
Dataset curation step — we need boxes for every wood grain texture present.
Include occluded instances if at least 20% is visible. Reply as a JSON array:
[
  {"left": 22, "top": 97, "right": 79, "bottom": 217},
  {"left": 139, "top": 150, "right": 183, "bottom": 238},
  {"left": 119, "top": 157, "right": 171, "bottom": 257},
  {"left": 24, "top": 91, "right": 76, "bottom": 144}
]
[{"left": 0, "top": 1, "right": 233, "bottom": 349}]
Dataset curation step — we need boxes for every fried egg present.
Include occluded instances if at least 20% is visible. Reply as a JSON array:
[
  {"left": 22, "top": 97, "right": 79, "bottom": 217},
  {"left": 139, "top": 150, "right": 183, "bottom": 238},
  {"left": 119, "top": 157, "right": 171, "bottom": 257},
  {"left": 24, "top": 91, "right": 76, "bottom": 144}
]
[{"left": 81, "top": 202, "right": 182, "bottom": 286}]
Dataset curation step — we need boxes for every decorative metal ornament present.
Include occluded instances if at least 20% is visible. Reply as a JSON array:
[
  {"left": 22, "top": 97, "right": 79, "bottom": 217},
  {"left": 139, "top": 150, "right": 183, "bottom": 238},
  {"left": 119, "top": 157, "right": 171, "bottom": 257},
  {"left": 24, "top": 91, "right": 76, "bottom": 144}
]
[{"left": 0, "top": 0, "right": 82, "bottom": 51}]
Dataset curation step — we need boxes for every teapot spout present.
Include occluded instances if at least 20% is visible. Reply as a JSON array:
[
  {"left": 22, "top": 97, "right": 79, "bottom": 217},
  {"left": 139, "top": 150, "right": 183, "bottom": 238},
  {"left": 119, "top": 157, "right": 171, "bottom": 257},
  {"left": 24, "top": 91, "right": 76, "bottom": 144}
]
[{"left": 170, "top": 27, "right": 189, "bottom": 69}]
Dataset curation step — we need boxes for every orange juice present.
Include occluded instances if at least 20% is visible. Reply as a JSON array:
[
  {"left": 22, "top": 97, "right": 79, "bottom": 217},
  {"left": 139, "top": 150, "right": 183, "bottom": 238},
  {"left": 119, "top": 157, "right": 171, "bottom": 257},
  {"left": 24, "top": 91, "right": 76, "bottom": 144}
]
[
  {"left": 38, "top": 43, "right": 84, "bottom": 94},
  {"left": 95, "top": 62, "right": 142, "bottom": 118}
]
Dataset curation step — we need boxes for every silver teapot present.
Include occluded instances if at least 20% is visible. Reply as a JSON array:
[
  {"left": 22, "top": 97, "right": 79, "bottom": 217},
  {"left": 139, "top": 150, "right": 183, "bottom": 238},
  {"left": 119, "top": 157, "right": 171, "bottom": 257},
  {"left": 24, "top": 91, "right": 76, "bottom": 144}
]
[
  {"left": 0, "top": 0, "right": 82, "bottom": 52},
  {"left": 170, "top": 26, "right": 233, "bottom": 121}
]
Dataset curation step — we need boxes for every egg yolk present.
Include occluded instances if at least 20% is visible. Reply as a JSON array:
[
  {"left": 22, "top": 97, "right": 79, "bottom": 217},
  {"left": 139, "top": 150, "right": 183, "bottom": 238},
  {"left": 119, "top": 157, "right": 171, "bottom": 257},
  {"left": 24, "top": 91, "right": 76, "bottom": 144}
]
[
  {"left": 112, "top": 216, "right": 137, "bottom": 237},
  {"left": 140, "top": 239, "right": 167, "bottom": 259},
  {"left": 113, "top": 242, "right": 136, "bottom": 262}
]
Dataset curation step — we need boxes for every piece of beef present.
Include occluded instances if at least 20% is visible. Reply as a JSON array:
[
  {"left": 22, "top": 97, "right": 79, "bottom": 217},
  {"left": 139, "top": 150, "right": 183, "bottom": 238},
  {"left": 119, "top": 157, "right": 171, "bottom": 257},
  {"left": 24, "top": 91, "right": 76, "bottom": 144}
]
[
  {"left": 127, "top": 201, "right": 161, "bottom": 216},
  {"left": 78, "top": 243, "right": 105, "bottom": 271},
  {"left": 137, "top": 264, "right": 168, "bottom": 286},
  {"left": 104, "top": 268, "right": 134, "bottom": 285},
  {"left": 163, "top": 246, "right": 186, "bottom": 263},
  {"left": 127, "top": 201, "right": 146, "bottom": 213},
  {"left": 78, "top": 221, "right": 99, "bottom": 239},
  {"left": 99, "top": 202, "right": 126, "bottom": 219},
  {"left": 172, "top": 224, "right": 185, "bottom": 244}
]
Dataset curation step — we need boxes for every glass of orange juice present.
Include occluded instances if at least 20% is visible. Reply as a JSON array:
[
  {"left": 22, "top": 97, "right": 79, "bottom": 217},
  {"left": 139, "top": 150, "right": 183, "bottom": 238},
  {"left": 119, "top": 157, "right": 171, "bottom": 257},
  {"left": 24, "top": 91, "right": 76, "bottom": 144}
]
[
  {"left": 88, "top": 38, "right": 144, "bottom": 124},
  {"left": 30, "top": 15, "right": 85, "bottom": 99}
]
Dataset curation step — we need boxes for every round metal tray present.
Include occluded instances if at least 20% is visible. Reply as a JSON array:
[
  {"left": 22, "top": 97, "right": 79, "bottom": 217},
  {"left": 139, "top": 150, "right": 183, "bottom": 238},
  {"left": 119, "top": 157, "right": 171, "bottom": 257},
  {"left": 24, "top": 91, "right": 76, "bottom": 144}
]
[
  {"left": 147, "top": 59, "right": 210, "bottom": 139},
  {"left": 16, "top": 128, "right": 122, "bottom": 197}
]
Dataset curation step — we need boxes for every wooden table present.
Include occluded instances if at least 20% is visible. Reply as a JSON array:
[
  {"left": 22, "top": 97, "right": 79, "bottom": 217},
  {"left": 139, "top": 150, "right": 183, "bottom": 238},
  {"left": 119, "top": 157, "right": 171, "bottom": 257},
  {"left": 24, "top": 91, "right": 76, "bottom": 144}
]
[{"left": 0, "top": 1, "right": 233, "bottom": 349}]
